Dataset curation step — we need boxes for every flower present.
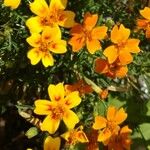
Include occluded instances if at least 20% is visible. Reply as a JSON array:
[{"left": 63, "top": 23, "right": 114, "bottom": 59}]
[
  {"left": 26, "top": 0, "right": 75, "bottom": 33},
  {"left": 95, "top": 58, "right": 128, "bottom": 78},
  {"left": 65, "top": 79, "right": 93, "bottom": 96},
  {"left": 34, "top": 83, "right": 81, "bottom": 134},
  {"left": 103, "top": 24, "right": 140, "bottom": 65},
  {"left": 99, "top": 89, "right": 109, "bottom": 100},
  {"left": 92, "top": 106, "right": 127, "bottom": 143},
  {"left": 26, "top": 26, "right": 67, "bottom": 67},
  {"left": 3, "top": 0, "right": 21, "bottom": 9},
  {"left": 61, "top": 126, "right": 89, "bottom": 145},
  {"left": 137, "top": 7, "right": 150, "bottom": 38},
  {"left": 69, "top": 12, "right": 108, "bottom": 54},
  {"left": 107, "top": 126, "right": 132, "bottom": 150},
  {"left": 44, "top": 136, "right": 61, "bottom": 150}
]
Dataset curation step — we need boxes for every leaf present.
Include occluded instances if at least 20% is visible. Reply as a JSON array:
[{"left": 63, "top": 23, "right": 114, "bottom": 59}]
[
  {"left": 25, "top": 127, "right": 39, "bottom": 139},
  {"left": 139, "top": 123, "right": 150, "bottom": 141}
]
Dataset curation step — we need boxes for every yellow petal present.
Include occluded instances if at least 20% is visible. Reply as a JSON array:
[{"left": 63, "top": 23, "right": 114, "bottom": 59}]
[
  {"left": 42, "top": 26, "right": 61, "bottom": 42},
  {"left": 49, "top": 40, "right": 67, "bottom": 54},
  {"left": 30, "top": 0, "right": 49, "bottom": 17},
  {"left": 48, "top": 83, "right": 65, "bottom": 102},
  {"left": 107, "top": 106, "right": 117, "bottom": 121},
  {"left": 92, "top": 26, "right": 108, "bottom": 40},
  {"left": 26, "top": 33, "right": 41, "bottom": 47},
  {"left": 119, "top": 52, "right": 133, "bottom": 65},
  {"left": 64, "top": 91, "right": 81, "bottom": 108},
  {"left": 44, "top": 136, "right": 61, "bottom": 150},
  {"left": 86, "top": 39, "right": 101, "bottom": 54},
  {"left": 58, "top": 10, "right": 75, "bottom": 28},
  {"left": 34, "top": 100, "right": 52, "bottom": 115},
  {"left": 26, "top": 16, "right": 43, "bottom": 33},
  {"left": 83, "top": 12, "right": 98, "bottom": 30},
  {"left": 77, "top": 131, "right": 89, "bottom": 143},
  {"left": 27, "top": 48, "right": 42, "bottom": 65},
  {"left": 140, "top": 7, "right": 150, "bottom": 20},
  {"left": 42, "top": 52, "right": 54, "bottom": 67},
  {"left": 97, "top": 129, "right": 112, "bottom": 142},
  {"left": 114, "top": 107, "right": 127, "bottom": 125},
  {"left": 126, "top": 39, "right": 140, "bottom": 53},
  {"left": 50, "top": 0, "right": 67, "bottom": 10},
  {"left": 4, "top": 0, "right": 21, "bottom": 9},
  {"left": 61, "top": 131, "right": 70, "bottom": 141},
  {"left": 63, "top": 110, "right": 79, "bottom": 129},
  {"left": 103, "top": 45, "right": 118, "bottom": 64},
  {"left": 41, "top": 115, "right": 60, "bottom": 134},
  {"left": 93, "top": 116, "right": 107, "bottom": 130}
]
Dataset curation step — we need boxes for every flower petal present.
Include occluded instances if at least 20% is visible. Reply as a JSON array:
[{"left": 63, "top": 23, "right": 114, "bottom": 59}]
[
  {"left": 58, "top": 10, "right": 75, "bottom": 28},
  {"left": 4, "top": 0, "right": 21, "bottom": 9},
  {"left": 48, "top": 83, "right": 65, "bottom": 102},
  {"left": 140, "top": 7, "right": 150, "bottom": 20},
  {"left": 119, "top": 52, "right": 133, "bottom": 65},
  {"left": 27, "top": 48, "right": 42, "bottom": 65},
  {"left": 63, "top": 110, "right": 79, "bottom": 129},
  {"left": 98, "top": 129, "right": 112, "bottom": 143},
  {"left": 86, "top": 39, "right": 101, "bottom": 54},
  {"left": 44, "top": 136, "right": 61, "bottom": 150},
  {"left": 50, "top": 0, "right": 67, "bottom": 10},
  {"left": 64, "top": 91, "right": 81, "bottom": 108},
  {"left": 114, "top": 107, "right": 127, "bottom": 125},
  {"left": 146, "top": 27, "right": 150, "bottom": 38},
  {"left": 41, "top": 115, "right": 60, "bottom": 134},
  {"left": 70, "top": 24, "right": 84, "bottom": 35},
  {"left": 30, "top": 0, "right": 49, "bottom": 17},
  {"left": 126, "top": 39, "right": 140, "bottom": 53},
  {"left": 26, "top": 16, "right": 43, "bottom": 33},
  {"left": 34, "top": 100, "right": 52, "bottom": 115},
  {"left": 103, "top": 45, "right": 118, "bottom": 64},
  {"left": 93, "top": 116, "right": 107, "bottom": 130},
  {"left": 107, "top": 106, "right": 117, "bottom": 121},
  {"left": 92, "top": 26, "right": 108, "bottom": 40},
  {"left": 42, "top": 52, "right": 54, "bottom": 67},
  {"left": 77, "top": 131, "right": 89, "bottom": 143},
  {"left": 115, "top": 66, "right": 128, "bottom": 78},
  {"left": 120, "top": 125, "right": 132, "bottom": 134}
]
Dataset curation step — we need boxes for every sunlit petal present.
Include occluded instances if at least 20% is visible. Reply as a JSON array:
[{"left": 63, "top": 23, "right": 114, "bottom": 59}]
[
  {"left": 119, "top": 52, "right": 133, "bottom": 65},
  {"left": 107, "top": 106, "right": 117, "bottom": 121},
  {"left": 140, "top": 7, "right": 150, "bottom": 20},
  {"left": 97, "top": 129, "right": 112, "bottom": 142},
  {"left": 50, "top": 0, "right": 67, "bottom": 10},
  {"left": 93, "top": 116, "right": 107, "bottom": 130},
  {"left": 42, "top": 52, "right": 54, "bottom": 67},
  {"left": 4, "top": 0, "right": 21, "bottom": 9},
  {"left": 126, "top": 39, "right": 140, "bottom": 53}
]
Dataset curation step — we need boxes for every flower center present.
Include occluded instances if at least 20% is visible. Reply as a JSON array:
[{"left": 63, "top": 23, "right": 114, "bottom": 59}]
[
  {"left": 107, "top": 121, "right": 116, "bottom": 132},
  {"left": 39, "top": 43, "right": 48, "bottom": 52}
]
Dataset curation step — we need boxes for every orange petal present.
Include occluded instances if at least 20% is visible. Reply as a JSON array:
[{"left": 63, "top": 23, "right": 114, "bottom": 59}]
[
  {"left": 63, "top": 110, "right": 79, "bottom": 129},
  {"left": 107, "top": 106, "right": 117, "bottom": 121},
  {"left": 92, "top": 26, "right": 108, "bottom": 40},
  {"left": 114, "top": 107, "right": 127, "bottom": 125},
  {"left": 140, "top": 7, "right": 150, "bottom": 20},
  {"left": 86, "top": 39, "right": 101, "bottom": 54},
  {"left": 119, "top": 52, "right": 133, "bottom": 65},
  {"left": 126, "top": 39, "right": 140, "bottom": 53},
  {"left": 70, "top": 24, "right": 84, "bottom": 35},
  {"left": 83, "top": 12, "right": 98, "bottom": 30},
  {"left": 120, "top": 125, "right": 132, "bottom": 134},
  {"left": 103, "top": 45, "right": 118, "bottom": 64},
  {"left": 64, "top": 91, "right": 81, "bottom": 108},
  {"left": 146, "top": 27, "right": 150, "bottom": 38},
  {"left": 41, "top": 115, "right": 60, "bottom": 134},
  {"left": 93, "top": 116, "right": 107, "bottom": 130},
  {"left": 77, "top": 131, "right": 89, "bottom": 143},
  {"left": 48, "top": 83, "right": 65, "bottom": 102},
  {"left": 95, "top": 58, "right": 109, "bottom": 74},
  {"left": 137, "top": 19, "right": 149, "bottom": 29},
  {"left": 115, "top": 66, "right": 128, "bottom": 78}
]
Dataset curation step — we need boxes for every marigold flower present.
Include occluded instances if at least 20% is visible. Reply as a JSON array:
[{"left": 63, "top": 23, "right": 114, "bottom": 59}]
[
  {"left": 69, "top": 12, "right": 108, "bottom": 54},
  {"left": 44, "top": 136, "right": 61, "bottom": 150},
  {"left": 26, "top": 0, "right": 75, "bottom": 33},
  {"left": 93, "top": 106, "right": 127, "bottom": 143},
  {"left": 26, "top": 26, "right": 67, "bottom": 67},
  {"left": 103, "top": 24, "right": 140, "bottom": 65},
  {"left": 3, "top": 0, "right": 21, "bottom": 9},
  {"left": 61, "top": 126, "right": 89, "bottom": 145},
  {"left": 95, "top": 58, "right": 128, "bottom": 78},
  {"left": 107, "top": 126, "right": 132, "bottom": 150},
  {"left": 34, "top": 83, "right": 81, "bottom": 134},
  {"left": 137, "top": 7, "right": 150, "bottom": 38},
  {"left": 65, "top": 79, "right": 93, "bottom": 96}
]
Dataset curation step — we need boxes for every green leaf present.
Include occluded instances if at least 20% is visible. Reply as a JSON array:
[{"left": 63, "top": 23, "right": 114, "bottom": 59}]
[{"left": 25, "top": 127, "right": 39, "bottom": 139}]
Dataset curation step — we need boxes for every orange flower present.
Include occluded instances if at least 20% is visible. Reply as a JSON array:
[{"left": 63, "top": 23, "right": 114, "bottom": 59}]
[
  {"left": 69, "top": 12, "right": 108, "bottom": 54},
  {"left": 65, "top": 79, "right": 93, "bottom": 95},
  {"left": 34, "top": 83, "right": 81, "bottom": 134},
  {"left": 137, "top": 7, "right": 150, "bottom": 38},
  {"left": 99, "top": 89, "right": 109, "bottom": 100},
  {"left": 26, "top": 0, "right": 75, "bottom": 33},
  {"left": 95, "top": 58, "right": 128, "bottom": 78},
  {"left": 107, "top": 126, "right": 132, "bottom": 150},
  {"left": 103, "top": 24, "right": 140, "bottom": 65},
  {"left": 93, "top": 106, "right": 127, "bottom": 143},
  {"left": 61, "top": 126, "right": 89, "bottom": 145}
]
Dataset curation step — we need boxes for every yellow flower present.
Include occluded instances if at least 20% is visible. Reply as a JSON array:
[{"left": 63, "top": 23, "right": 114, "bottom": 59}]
[
  {"left": 26, "top": 0, "right": 75, "bottom": 33},
  {"left": 3, "top": 0, "right": 21, "bottom": 9},
  {"left": 26, "top": 26, "right": 67, "bottom": 67},
  {"left": 93, "top": 106, "right": 127, "bottom": 143},
  {"left": 34, "top": 83, "right": 81, "bottom": 134},
  {"left": 44, "top": 136, "right": 61, "bottom": 150},
  {"left": 69, "top": 12, "right": 108, "bottom": 54},
  {"left": 137, "top": 7, "right": 150, "bottom": 38},
  {"left": 61, "top": 126, "right": 89, "bottom": 145},
  {"left": 103, "top": 24, "right": 140, "bottom": 65}
]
